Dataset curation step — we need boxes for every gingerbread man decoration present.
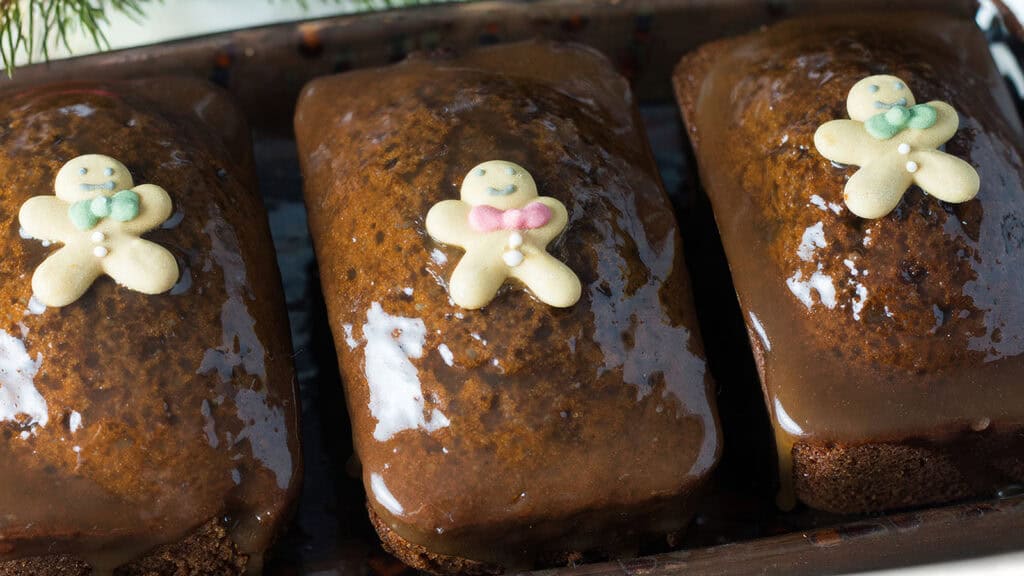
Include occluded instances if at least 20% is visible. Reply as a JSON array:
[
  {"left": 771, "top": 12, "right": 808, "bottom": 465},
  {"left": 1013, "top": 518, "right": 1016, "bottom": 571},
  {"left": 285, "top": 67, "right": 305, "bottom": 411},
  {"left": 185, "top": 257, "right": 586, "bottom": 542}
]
[
  {"left": 814, "top": 75, "right": 980, "bottom": 219},
  {"left": 18, "top": 154, "right": 179, "bottom": 307},
  {"left": 425, "top": 160, "right": 581, "bottom": 309}
]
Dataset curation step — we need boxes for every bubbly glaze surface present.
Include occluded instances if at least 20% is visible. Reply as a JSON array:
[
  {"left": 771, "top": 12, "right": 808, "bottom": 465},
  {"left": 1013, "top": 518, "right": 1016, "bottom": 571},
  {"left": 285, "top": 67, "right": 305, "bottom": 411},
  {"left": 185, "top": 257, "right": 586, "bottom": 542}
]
[
  {"left": 296, "top": 41, "right": 720, "bottom": 566},
  {"left": 677, "top": 13, "right": 1024, "bottom": 447},
  {"left": 0, "top": 79, "right": 300, "bottom": 573}
]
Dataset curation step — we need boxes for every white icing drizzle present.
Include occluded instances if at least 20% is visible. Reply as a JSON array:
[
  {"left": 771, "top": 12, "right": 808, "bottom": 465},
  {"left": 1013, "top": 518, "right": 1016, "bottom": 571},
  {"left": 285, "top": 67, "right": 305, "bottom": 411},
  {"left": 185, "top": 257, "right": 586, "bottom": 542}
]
[
  {"left": 809, "top": 195, "right": 843, "bottom": 215},
  {"left": 786, "top": 268, "right": 837, "bottom": 310},
  {"left": 24, "top": 296, "right": 46, "bottom": 316},
  {"left": 437, "top": 343, "right": 454, "bottom": 367},
  {"left": 0, "top": 330, "right": 47, "bottom": 428},
  {"left": 68, "top": 410, "right": 83, "bottom": 433},
  {"left": 430, "top": 249, "right": 448, "bottom": 265},
  {"left": 342, "top": 323, "right": 358, "bottom": 350},
  {"left": 370, "top": 472, "right": 404, "bottom": 516},
  {"left": 843, "top": 259, "right": 860, "bottom": 276},
  {"left": 363, "top": 302, "right": 449, "bottom": 442},
  {"left": 797, "top": 222, "right": 826, "bottom": 261},
  {"left": 852, "top": 283, "right": 869, "bottom": 321},
  {"left": 749, "top": 311, "right": 771, "bottom": 352}
]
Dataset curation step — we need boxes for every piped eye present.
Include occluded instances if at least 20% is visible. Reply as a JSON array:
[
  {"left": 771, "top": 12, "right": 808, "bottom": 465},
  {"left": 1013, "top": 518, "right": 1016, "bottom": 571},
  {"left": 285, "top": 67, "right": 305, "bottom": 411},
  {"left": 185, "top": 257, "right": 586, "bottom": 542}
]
[
  {"left": 104, "top": 167, "right": 114, "bottom": 176},
  {"left": 894, "top": 81, "right": 904, "bottom": 91},
  {"left": 78, "top": 167, "right": 88, "bottom": 175},
  {"left": 506, "top": 167, "right": 516, "bottom": 176},
  {"left": 474, "top": 168, "right": 486, "bottom": 176},
  {"left": 868, "top": 84, "right": 880, "bottom": 93}
]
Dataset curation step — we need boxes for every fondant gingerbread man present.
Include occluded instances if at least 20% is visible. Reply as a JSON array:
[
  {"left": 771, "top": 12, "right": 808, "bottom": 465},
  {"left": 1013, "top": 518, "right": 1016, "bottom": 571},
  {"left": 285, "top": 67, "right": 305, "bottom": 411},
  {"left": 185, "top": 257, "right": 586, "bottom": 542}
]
[
  {"left": 425, "top": 160, "right": 581, "bottom": 309},
  {"left": 18, "top": 154, "right": 179, "bottom": 307},
  {"left": 814, "top": 74, "right": 980, "bottom": 219}
]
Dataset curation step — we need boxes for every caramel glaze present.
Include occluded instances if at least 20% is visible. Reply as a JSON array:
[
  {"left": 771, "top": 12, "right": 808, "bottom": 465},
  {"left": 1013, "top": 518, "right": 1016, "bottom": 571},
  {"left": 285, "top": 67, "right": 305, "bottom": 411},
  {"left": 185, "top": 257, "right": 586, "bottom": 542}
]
[
  {"left": 0, "top": 79, "right": 301, "bottom": 573},
  {"left": 676, "top": 13, "right": 1024, "bottom": 505},
  {"left": 296, "top": 41, "right": 721, "bottom": 568}
]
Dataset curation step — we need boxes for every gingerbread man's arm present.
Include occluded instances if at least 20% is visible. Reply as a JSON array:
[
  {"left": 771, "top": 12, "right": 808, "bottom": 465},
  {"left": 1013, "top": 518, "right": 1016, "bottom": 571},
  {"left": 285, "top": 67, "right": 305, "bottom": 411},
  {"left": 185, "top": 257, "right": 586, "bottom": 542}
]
[
  {"left": 814, "top": 119, "right": 879, "bottom": 166},
  {"left": 912, "top": 148, "right": 980, "bottom": 204},
  {"left": 913, "top": 101, "right": 959, "bottom": 149},
  {"left": 121, "top": 184, "right": 174, "bottom": 235},
  {"left": 18, "top": 196, "right": 78, "bottom": 243},
  {"left": 530, "top": 196, "right": 570, "bottom": 245},
  {"left": 425, "top": 200, "right": 474, "bottom": 248}
]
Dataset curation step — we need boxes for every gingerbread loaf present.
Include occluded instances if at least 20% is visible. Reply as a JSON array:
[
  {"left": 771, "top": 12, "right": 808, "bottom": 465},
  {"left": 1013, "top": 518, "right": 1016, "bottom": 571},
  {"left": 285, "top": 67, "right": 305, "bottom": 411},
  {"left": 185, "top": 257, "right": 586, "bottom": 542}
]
[
  {"left": 674, "top": 12, "right": 1024, "bottom": 513},
  {"left": 0, "top": 79, "right": 301, "bottom": 574},
  {"left": 295, "top": 40, "right": 721, "bottom": 571}
]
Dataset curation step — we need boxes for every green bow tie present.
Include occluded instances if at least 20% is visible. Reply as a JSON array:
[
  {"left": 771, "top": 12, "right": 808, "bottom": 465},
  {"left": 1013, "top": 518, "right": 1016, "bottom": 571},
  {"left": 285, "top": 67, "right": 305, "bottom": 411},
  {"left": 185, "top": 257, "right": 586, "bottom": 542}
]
[
  {"left": 865, "top": 104, "right": 938, "bottom": 140},
  {"left": 69, "top": 189, "right": 141, "bottom": 230}
]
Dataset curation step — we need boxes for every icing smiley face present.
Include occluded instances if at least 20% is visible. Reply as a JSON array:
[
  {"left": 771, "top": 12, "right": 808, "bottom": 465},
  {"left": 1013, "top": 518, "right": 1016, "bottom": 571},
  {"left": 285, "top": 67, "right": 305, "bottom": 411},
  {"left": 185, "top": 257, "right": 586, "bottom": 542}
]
[
  {"left": 425, "top": 161, "right": 581, "bottom": 309},
  {"left": 53, "top": 154, "right": 134, "bottom": 203},
  {"left": 846, "top": 75, "right": 917, "bottom": 122},
  {"left": 815, "top": 75, "right": 979, "bottom": 219},
  {"left": 18, "top": 154, "right": 179, "bottom": 307},
  {"left": 459, "top": 160, "right": 538, "bottom": 210}
]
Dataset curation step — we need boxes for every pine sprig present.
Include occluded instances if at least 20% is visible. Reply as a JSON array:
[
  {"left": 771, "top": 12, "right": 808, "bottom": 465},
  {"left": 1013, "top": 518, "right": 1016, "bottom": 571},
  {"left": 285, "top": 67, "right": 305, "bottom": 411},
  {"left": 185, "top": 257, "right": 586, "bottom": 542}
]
[
  {"left": 0, "top": 0, "right": 451, "bottom": 77},
  {"left": 0, "top": 0, "right": 154, "bottom": 76}
]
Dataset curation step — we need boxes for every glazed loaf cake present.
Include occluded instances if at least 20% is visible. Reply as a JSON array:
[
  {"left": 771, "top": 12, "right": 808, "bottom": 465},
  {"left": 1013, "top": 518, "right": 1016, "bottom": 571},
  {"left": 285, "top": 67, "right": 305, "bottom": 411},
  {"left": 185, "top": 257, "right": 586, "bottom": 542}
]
[
  {"left": 675, "top": 12, "right": 1024, "bottom": 513},
  {"left": 295, "top": 41, "right": 721, "bottom": 572},
  {"left": 0, "top": 79, "right": 300, "bottom": 574}
]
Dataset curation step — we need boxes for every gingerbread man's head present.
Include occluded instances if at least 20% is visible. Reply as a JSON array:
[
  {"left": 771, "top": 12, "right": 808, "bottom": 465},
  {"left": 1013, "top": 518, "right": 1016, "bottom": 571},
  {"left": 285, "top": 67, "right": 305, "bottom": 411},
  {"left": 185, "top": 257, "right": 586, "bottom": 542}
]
[
  {"left": 459, "top": 160, "right": 538, "bottom": 210},
  {"left": 846, "top": 75, "right": 917, "bottom": 122},
  {"left": 54, "top": 154, "right": 134, "bottom": 203}
]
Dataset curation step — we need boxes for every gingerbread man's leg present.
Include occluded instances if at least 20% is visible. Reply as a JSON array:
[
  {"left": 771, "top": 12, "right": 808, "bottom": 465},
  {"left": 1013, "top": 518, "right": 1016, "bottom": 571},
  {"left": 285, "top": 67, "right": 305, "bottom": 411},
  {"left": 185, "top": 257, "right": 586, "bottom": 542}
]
[
  {"left": 32, "top": 246, "right": 103, "bottom": 307},
  {"left": 449, "top": 249, "right": 508, "bottom": 310},
  {"left": 910, "top": 149, "right": 981, "bottom": 204},
  {"left": 843, "top": 154, "right": 914, "bottom": 219},
  {"left": 102, "top": 239, "right": 180, "bottom": 295},
  {"left": 509, "top": 250, "right": 582, "bottom": 308}
]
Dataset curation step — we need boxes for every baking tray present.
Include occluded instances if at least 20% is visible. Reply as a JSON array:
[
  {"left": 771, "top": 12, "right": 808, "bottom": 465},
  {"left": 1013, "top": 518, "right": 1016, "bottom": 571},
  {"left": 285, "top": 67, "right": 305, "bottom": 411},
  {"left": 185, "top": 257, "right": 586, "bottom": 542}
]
[{"left": 3, "top": 1, "right": 1023, "bottom": 574}]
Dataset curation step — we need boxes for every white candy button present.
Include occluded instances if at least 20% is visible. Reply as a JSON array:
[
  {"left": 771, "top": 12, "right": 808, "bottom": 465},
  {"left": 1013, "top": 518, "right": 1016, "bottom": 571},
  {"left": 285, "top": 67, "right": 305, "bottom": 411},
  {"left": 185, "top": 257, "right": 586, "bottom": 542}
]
[
  {"left": 93, "top": 246, "right": 108, "bottom": 258},
  {"left": 906, "top": 160, "right": 919, "bottom": 173},
  {"left": 90, "top": 231, "right": 105, "bottom": 243},
  {"left": 897, "top": 143, "right": 910, "bottom": 155},
  {"left": 508, "top": 231, "right": 523, "bottom": 248},
  {"left": 503, "top": 250, "right": 524, "bottom": 267}
]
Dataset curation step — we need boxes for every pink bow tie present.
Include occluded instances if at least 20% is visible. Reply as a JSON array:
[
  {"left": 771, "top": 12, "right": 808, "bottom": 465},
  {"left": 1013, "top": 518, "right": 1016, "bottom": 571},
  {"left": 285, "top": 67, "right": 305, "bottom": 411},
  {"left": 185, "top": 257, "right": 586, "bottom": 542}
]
[{"left": 468, "top": 201, "right": 552, "bottom": 232}]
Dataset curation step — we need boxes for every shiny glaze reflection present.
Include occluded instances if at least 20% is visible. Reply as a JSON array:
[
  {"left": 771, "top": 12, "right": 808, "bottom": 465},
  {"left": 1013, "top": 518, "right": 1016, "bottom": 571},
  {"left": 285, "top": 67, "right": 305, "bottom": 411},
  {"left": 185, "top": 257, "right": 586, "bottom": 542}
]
[
  {"left": 296, "top": 40, "right": 720, "bottom": 567},
  {"left": 0, "top": 80, "right": 299, "bottom": 574},
  {"left": 685, "top": 14, "right": 1024, "bottom": 447}
]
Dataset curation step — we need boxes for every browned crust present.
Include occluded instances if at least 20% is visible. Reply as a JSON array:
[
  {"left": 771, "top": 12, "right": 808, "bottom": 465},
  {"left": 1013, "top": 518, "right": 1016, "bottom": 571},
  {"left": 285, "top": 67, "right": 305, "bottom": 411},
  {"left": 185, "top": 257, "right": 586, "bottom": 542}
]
[
  {"left": 673, "top": 13, "right": 1024, "bottom": 514},
  {"left": 115, "top": 518, "right": 247, "bottom": 576},
  {"left": 792, "top": 438, "right": 1024, "bottom": 514},
  {"left": 367, "top": 505, "right": 503, "bottom": 576},
  {"left": 0, "top": 556, "right": 91, "bottom": 576},
  {"left": 0, "top": 78, "right": 295, "bottom": 576},
  {"left": 0, "top": 519, "right": 246, "bottom": 576}
]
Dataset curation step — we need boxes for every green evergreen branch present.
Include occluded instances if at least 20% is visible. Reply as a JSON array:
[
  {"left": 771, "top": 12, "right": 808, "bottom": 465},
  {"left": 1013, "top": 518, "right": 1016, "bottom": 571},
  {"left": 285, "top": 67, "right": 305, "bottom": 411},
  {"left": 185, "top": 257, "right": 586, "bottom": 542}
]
[
  {"left": 0, "top": 0, "right": 452, "bottom": 77},
  {"left": 1, "top": 0, "right": 155, "bottom": 76}
]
